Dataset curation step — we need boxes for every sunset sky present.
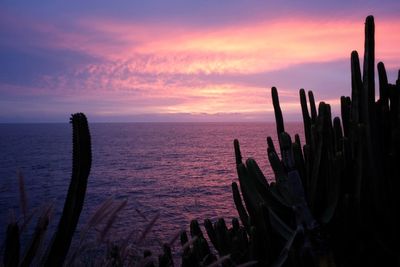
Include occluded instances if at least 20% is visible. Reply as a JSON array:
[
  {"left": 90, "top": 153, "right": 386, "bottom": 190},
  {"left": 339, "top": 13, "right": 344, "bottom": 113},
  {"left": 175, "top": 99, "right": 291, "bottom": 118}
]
[{"left": 1, "top": 1, "right": 399, "bottom": 122}]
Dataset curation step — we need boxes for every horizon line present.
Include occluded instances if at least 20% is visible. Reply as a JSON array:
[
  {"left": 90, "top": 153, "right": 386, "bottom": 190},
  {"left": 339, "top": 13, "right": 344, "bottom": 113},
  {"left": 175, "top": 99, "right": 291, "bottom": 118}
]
[{"left": 0, "top": 120, "right": 304, "bottom": 124}]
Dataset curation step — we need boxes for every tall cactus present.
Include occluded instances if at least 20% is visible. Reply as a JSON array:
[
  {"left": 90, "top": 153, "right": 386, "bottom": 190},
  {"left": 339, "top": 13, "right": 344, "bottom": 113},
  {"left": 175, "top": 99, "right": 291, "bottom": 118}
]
[{"left": 44, "top": 113, "right": 92, "bottom": 266}]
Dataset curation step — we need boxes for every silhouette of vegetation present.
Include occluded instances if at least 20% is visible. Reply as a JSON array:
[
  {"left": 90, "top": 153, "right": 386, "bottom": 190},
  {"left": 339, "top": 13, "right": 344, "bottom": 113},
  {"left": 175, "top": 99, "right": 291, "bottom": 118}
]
[
  {"left": 2, "top": 113, "right": 92, "bottom": 267},
  {"left": 1, "top": 15, "right": 399, "bottom": 267},
  {"left": 175, "top": 15, "right": 400, "bottom": 267}
]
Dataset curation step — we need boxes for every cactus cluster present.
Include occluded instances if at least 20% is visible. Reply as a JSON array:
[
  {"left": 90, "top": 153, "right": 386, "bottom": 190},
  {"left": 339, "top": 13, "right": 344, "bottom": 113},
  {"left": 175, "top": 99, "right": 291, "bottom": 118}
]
[{"left": 177, "top": 15, "right": 400, "bottom": 267}]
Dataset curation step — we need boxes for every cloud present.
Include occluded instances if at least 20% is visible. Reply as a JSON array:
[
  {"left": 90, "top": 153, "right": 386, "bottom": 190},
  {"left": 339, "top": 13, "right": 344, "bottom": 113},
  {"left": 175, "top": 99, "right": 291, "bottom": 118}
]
[{"left": 0, "top": 7, "right": 399, "bottom": 122}]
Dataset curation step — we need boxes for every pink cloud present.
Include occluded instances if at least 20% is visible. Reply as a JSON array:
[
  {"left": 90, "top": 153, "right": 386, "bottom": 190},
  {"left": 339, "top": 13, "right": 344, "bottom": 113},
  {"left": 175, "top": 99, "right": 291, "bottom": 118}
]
[
  {"left": 76, "top": 16, "right": 400, "bottom": 72},
  {"left": 9, "top": 13, "right": 398, "bottom": 74},
  {"left": 2, "top": 10, "right": 399, "bottom": 120}
]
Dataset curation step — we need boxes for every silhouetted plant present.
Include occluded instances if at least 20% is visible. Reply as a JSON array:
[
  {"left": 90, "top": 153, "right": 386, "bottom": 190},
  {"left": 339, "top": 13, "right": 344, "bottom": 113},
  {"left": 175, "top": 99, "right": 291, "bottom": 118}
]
[
  {"left": 44, "top": 112, "right": 92, "bottom": 266},
  {"left": 1, "top": 113, "right": 92, "bottom": 267},
  {"left": 187, "top": 15, "right": 400, "bottom": 267}
]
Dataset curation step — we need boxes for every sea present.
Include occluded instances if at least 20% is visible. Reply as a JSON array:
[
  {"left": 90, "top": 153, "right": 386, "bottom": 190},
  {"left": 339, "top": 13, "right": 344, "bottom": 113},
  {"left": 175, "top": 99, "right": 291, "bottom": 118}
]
[{"left": 0, "top": 122, "right": 304, "bottom": 262}]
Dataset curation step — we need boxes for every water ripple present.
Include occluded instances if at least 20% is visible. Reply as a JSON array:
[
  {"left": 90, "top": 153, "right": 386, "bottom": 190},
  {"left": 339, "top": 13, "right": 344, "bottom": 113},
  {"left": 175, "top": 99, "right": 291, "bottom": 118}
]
[{"left": 0, "top": 122, "right": 304, "bottom": 253}]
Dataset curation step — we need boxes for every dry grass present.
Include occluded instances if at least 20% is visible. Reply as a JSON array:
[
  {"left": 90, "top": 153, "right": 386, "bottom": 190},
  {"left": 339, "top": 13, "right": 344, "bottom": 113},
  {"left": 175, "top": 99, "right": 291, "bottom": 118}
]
[
  {"left": 64, "top": 196, "right": 169, "bottom": 267},
  {"left": 17, "top": 170, "right": 28, "bottom": 221},
  {"left": 20, "top": 203, "right": 53, "bottom": 266},
  {"left": 2, "top": 172, "right": 166, "bottom": 267}
]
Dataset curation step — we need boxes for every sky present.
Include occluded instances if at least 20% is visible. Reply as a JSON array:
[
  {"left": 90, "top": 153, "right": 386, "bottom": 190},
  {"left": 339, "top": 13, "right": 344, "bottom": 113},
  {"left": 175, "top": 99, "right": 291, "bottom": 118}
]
[{"left": 0, "top": 1, "right": 399, "bottom": 122}]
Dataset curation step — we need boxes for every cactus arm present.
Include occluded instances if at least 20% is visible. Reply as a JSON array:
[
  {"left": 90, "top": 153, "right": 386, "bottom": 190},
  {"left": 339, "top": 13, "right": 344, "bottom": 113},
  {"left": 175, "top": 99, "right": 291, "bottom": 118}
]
[
  {"left": 300, "top": 89, "right": 312, "bottom": 146},
  {"left": 308, "top": 90, "right": 318, "bottom": 124},
  {"left": 231, "top": 182, "right": 250, "bottom": 233},
  {"left": 271, "top": 87, "right": 285, "bottom": 150},
  {"left": 377, "top": 62, "right": 389, "bottom": 107}
]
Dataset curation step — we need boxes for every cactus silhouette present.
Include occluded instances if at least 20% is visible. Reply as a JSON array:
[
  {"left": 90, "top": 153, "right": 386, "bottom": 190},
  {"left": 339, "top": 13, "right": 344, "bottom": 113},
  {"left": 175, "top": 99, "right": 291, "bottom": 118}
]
[
  {"left": 44, "top": 113, "right": 92, "bottom": 266},
  {"left": 191, "top": 15, "right": 400, "bottom": 267},
  {"left": 2, "top": 113, "right": 92, "bottom": 267}
]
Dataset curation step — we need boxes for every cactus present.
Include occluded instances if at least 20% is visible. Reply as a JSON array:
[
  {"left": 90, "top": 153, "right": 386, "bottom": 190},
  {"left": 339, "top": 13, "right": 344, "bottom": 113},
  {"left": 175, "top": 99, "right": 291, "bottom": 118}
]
[
  {"left": 44, "top": 113, "right": 92, "bottom": 266},
  {"left": 193, "top": 15, "right": 399, "bottom": 267},
  {"left": 1, "top": 113, "right": 92, "bottom": 266},
  {"left": 300, "top": 88, "right": 311, "bottom": 146}
]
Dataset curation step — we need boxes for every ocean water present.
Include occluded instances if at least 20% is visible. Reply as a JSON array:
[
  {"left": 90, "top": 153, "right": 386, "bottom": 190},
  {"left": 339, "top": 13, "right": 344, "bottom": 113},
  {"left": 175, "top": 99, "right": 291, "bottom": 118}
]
[{"left": 0, "top": 122, "right": 303, "bottom": 259}]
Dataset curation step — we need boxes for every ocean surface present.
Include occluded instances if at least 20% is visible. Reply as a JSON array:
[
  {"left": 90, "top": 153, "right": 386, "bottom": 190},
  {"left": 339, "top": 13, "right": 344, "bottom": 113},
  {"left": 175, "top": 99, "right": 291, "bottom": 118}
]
[{"left": 0, "top": 122, "right": 303, "bottom": 260}]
